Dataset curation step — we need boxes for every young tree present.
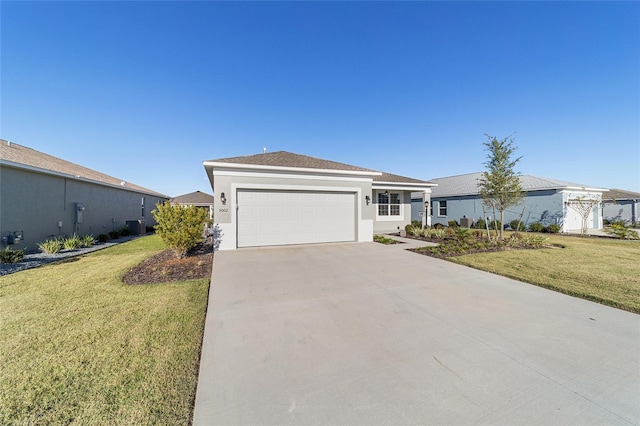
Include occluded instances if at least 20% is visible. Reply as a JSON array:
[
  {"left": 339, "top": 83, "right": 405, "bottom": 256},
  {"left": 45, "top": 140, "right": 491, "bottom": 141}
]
[
  {"left": 152, "top": 202, "right": 210, "bottom": 258},
  {"left": 478, "top": 134, "right": 523, "bottom": 239},
  {"left": 566, "top": 195, "right": 600, "bottom": 235}
]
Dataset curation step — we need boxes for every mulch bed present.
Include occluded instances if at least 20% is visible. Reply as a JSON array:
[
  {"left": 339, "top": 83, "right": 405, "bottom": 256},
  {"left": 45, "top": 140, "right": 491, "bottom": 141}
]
[{"left": 123, "top": 242, "right": 213, "bottom": 285}]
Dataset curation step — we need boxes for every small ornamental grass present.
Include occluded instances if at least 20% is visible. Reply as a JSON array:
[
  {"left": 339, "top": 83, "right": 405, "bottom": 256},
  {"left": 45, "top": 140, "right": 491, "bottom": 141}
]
[
  {"left": 0, "top": 247, "right": 25, "bottom": 264},
  {"left": 38, "top": 238, "right": 64, "bottom": 254},
  {"left": 63, "top": 233, "right": 83, "bottom": 250}
]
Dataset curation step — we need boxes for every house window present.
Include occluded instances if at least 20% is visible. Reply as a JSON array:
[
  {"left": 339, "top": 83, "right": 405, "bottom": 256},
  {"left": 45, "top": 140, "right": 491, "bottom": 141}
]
[
  {"left": 378, "top": 192, "right": 401, "bottom": 216},
  {"left": 438, "top": 201, "right": 447, "bottom": 216},
  {"left": 141, "top": 197, "right": 145, "bottom": 217}
]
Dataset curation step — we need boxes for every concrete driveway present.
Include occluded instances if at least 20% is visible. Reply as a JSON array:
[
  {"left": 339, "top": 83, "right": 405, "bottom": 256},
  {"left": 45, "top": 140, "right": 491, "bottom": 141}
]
[{"left": 193, "top": 241, "right": 640, "bottom": 425}]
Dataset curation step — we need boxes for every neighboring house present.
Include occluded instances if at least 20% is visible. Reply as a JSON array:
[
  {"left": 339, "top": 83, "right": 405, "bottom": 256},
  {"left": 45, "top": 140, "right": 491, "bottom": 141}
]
[
  {"left": 0, "top": 140, "right": 168, "bottom": 249},
  {"left": 413, "top": 172, "right": 608, "bottom": 232},
  {"left": 171, "top": 191, "right": 215, "bottom": 220},
  {"left": 602, "top": 188, "right": 640, "bottom": 225},
  {"left": 203, "top": 151, "right": 435, "bottom": 250}
]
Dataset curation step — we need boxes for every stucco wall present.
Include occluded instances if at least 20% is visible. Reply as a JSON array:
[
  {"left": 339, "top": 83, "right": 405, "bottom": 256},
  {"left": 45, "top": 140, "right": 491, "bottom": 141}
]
[
  {"left": 0, "top": 166, "right": 167, "bottom": 250},
  {"left": 603, "top": 199, "right": 639, "bottom": 225},
  {"left": 372, "top": 189, "right": 412, "bottom": 234}
]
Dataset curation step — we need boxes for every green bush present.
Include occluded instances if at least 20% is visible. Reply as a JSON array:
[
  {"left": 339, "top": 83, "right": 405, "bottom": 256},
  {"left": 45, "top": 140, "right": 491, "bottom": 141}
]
[
  {"left": 411, "top": 220, "right": 422, "bottom": 228},
  {"left": 489, "top": 220, "right": 502, "bottom": 230},
  {"left": 80, "top": 234, "right": 96, "bottom": 247},
  {"left": 98, "top": 234, "right": 109, "bottom": 243},
  {"left": 405, "top": 224, "right": 418, "bottom": 236},
  {"left": 63, "top": 234, "right": 83, "bottom": 250},
  {"left": 545, "top": 224, "right": 561, "bottom": 234},
  {"left": 119, "top": 227, "right": 131, "bottom": 237},
  {"left": 448, "top": 220, "right": 459, "bottom": 228},
  {"left": 152, "top": 202, "right": 211, "bottom": 258},
  {"left": 528, "top": 222, "right": 545, "bottom": 233},
  {"left": 608, "top": 223, "right": 640, "bottom": 240},
  {"left": 454, "top": 227, "right": 474, "bottom": 241},
  {"left": 509, "top": 219, "right": 526, "bottom": 231},
  {"left": 0, "top": 247, "right": 25, "bottom": 264},
  {"left": 108, "top": 230, "right": 121, "bottom": 239},
  {"left": 473, "top": 218, "right": 486, "bottom": 230},
  {"left": 38, "top": 238, "right": 64, "bottom": 254}
]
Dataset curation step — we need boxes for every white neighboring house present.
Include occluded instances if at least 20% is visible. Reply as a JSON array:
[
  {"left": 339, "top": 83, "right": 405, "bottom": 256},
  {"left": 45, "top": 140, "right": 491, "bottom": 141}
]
[
  {"left": 203, "top": 151, "right": 435, "bottom": 250},
  {"left": 412, "top": 172, "right": 608, "bottom": 232},
  {"left": 602, "top": 188, "right": 640, "bottom": 226},
  {"left": 0, "top": 140, "right": 168, "bottom": 249}
]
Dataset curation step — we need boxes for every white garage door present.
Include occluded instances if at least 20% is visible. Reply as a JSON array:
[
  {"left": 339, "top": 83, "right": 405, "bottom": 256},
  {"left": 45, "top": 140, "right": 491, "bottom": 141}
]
[{"left": 237, "top": 190, "right": 356, "bottom": 248}]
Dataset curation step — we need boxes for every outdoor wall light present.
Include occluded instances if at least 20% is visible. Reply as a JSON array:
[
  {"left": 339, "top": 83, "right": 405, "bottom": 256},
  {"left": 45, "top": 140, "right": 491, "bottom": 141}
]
[
  {"left": 424, "top": 200, "right": 429, "bottom": 208},
  {"left": 365, "top": 195, "right": 371, "bottom": 205},
  {"left": 220, "top": 192, "right": 227, "bottom": 205},
  {"left": 384, "top": 190, "right": 389, "bottom": 196}
]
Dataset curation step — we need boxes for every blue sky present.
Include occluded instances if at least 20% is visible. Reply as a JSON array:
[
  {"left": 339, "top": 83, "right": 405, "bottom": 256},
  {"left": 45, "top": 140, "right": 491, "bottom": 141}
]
[{"left": 2, "top": 1, "right": 639, "bottom": 196}]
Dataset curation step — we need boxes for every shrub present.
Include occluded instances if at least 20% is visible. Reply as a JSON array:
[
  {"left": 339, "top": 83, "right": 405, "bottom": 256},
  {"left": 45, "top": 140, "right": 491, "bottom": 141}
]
[
  {"left": 146, "top": 226, "right": 155, "bottom": 233},
  {"left": 108, "top": 230, "right": 121, "bottom": 239},
  {"left": 38, "top": 238, "right": 64, "bottom": 254},
  {"left": 607, "top": 223, "right": 640, "bottom": 240},
  {"left": 80, "top": 234, "right": 96, "bottom": 247},
  {"left": 98, "top": 234, "right": 109, "bottom": 243},
  {"left": 152, "top": 202, "right": 211, "bottom": 258},
  {"left": 528, "top": 222, "right": 545, "bottom": 233},
  {"left": 411, "top": 220, "right": 422, "bottom": 228},
  {"left": 119, "top": 227, "right": 131, "bottom": 237},
  {"left": 405, "top": 224, "right": 418, "bottom": 236},
  {"left": 473, "top": 218, "right": 486, "bottom": 230},
  {"left": 521, "top": 234, "right": 551, "bottom": 248},
  {"left": 63, "top": 234, "right": 83, "bottom": 250},
  {"left": 448, "top": 220, "right": 459, "bottom": 228},
  {"left": 488, "top": 220, "right": 502, "bottom": 230},
  {"left": 509, "top": 219, "right": 526, "bottom": 231},
  {"left": 545, "top": 224, "right": 561, "bottom": 234},
  {"left": 454, "top": 227, "right": 474, "bottom": 242},
  {"left": 0, "top": 246, "right": 25, "bottom": 264}
]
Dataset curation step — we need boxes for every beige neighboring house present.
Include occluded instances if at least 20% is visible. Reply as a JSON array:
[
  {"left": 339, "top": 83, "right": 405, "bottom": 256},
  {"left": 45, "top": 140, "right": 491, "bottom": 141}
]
[
  {"left": 0, "top": 140, "right": 168, "bottom": 250},
  {"left": 203, "top": 151, "right": 435, "bottom": 250},
  {"left": 171, "top": 191, "right": 215, "bottom": 220}
]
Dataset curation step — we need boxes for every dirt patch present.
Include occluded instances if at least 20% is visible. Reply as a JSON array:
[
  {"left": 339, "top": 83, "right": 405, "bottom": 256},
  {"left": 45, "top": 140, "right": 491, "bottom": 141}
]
[{"left": 123, "top": 242, "right": 213, "bottom": 285}]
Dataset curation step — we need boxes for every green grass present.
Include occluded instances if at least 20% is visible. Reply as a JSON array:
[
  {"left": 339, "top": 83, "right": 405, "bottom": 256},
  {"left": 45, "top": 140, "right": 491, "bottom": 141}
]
[
  {"left": 447, "top": 234, "right": 640, "bottom": 314},
  {"left": 0, "top": 235, "right": 210, "bottom": 425}
]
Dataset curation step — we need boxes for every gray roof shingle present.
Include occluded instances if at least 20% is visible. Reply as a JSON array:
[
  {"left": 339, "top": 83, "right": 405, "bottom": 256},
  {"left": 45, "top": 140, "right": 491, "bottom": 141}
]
[
  {"left": 603, "top": 188, "right": 640, "bottom": 201},
  {"left": 1, "top": 140, "right": 167, "bottom": 197},
  {"left": 171, "top": 191, "right": 214, "bottom": 204},
  {"left": 208, "top": 151, "right": 434, "bottom": 185}
]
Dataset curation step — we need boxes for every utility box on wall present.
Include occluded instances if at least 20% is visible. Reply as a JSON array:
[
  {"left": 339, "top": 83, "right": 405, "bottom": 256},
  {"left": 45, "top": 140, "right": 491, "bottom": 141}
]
[{"left": 75, "top": 203, "right": 85, "bottom": 224}]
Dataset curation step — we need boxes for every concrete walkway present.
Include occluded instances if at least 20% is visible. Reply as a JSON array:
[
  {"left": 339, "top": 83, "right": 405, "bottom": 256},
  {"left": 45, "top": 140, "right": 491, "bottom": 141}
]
[{"left": 193, "top": 242, "right": 640, "bottom": 425}]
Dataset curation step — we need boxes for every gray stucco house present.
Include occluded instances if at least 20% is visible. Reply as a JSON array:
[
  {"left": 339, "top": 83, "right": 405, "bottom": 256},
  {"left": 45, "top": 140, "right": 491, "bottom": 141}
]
[
  {"left": 602, "top": 188, "right": 640, "bottom": 225},
  {"left": 412, "top": 172, "right": 608, "bottom": 232},
  {"left": 0, "top": 140, "right": 168, "bottom": 249},
  {"left": 203, "top": 151, "right": 435, "bottom": 250}
]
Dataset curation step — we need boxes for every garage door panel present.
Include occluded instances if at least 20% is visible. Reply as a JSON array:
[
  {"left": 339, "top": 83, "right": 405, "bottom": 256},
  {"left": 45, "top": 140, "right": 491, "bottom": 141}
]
[{"left": 237, "top": 190, "right": 356, "bottom": 248}]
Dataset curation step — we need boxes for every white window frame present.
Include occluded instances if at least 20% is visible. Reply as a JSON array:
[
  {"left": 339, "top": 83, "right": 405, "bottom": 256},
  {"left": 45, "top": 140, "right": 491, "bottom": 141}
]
[
  {"left": 376, "top": 191, "right": 403, "bottom": 221},
  {"left": 438, "top": 200, "right": 447, "bottom": 217}
]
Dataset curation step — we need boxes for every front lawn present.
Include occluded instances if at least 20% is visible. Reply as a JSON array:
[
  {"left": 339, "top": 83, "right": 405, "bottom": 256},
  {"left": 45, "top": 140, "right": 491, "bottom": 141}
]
[
  {"left": 447, "top": 234, "right": 640, "bottom": 314},
  {"left": 0, "top": 235, "right": 210, "bottom": 425}
]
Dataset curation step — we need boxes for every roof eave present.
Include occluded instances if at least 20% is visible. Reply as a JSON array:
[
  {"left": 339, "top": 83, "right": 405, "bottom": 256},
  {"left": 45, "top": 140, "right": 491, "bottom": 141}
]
[{"left": 203, "top": 160, "right": 382, "bottom": 178}]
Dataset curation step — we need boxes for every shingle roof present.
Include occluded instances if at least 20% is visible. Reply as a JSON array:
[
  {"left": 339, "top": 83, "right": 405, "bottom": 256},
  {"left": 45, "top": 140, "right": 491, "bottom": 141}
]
[
  {"left": 603, "top": 188, "right": 640, "bottom": 201},
  {"left": 430, "top": 172, "right": 606, "bottom": 197},
  {"left": 207, "top": 151, "right": 434, "bottom": 185},
  {"left": 0, "top": 140, "right": 167, "bottom": 197},
  {"left": 171, "top": 190, "right": 214, "bottom": 204}
]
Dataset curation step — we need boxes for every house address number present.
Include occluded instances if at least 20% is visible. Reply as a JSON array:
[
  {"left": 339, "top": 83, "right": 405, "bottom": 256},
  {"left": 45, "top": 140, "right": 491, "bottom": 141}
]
[{"left": 218, "top": 208, "right": 229, "bottom": 213}]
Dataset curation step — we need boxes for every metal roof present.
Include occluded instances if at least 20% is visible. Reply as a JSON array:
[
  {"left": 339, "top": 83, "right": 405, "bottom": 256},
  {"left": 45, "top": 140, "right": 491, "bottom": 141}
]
[{"left": 430, "top": 172, "right": 607, "bottom": 197}]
